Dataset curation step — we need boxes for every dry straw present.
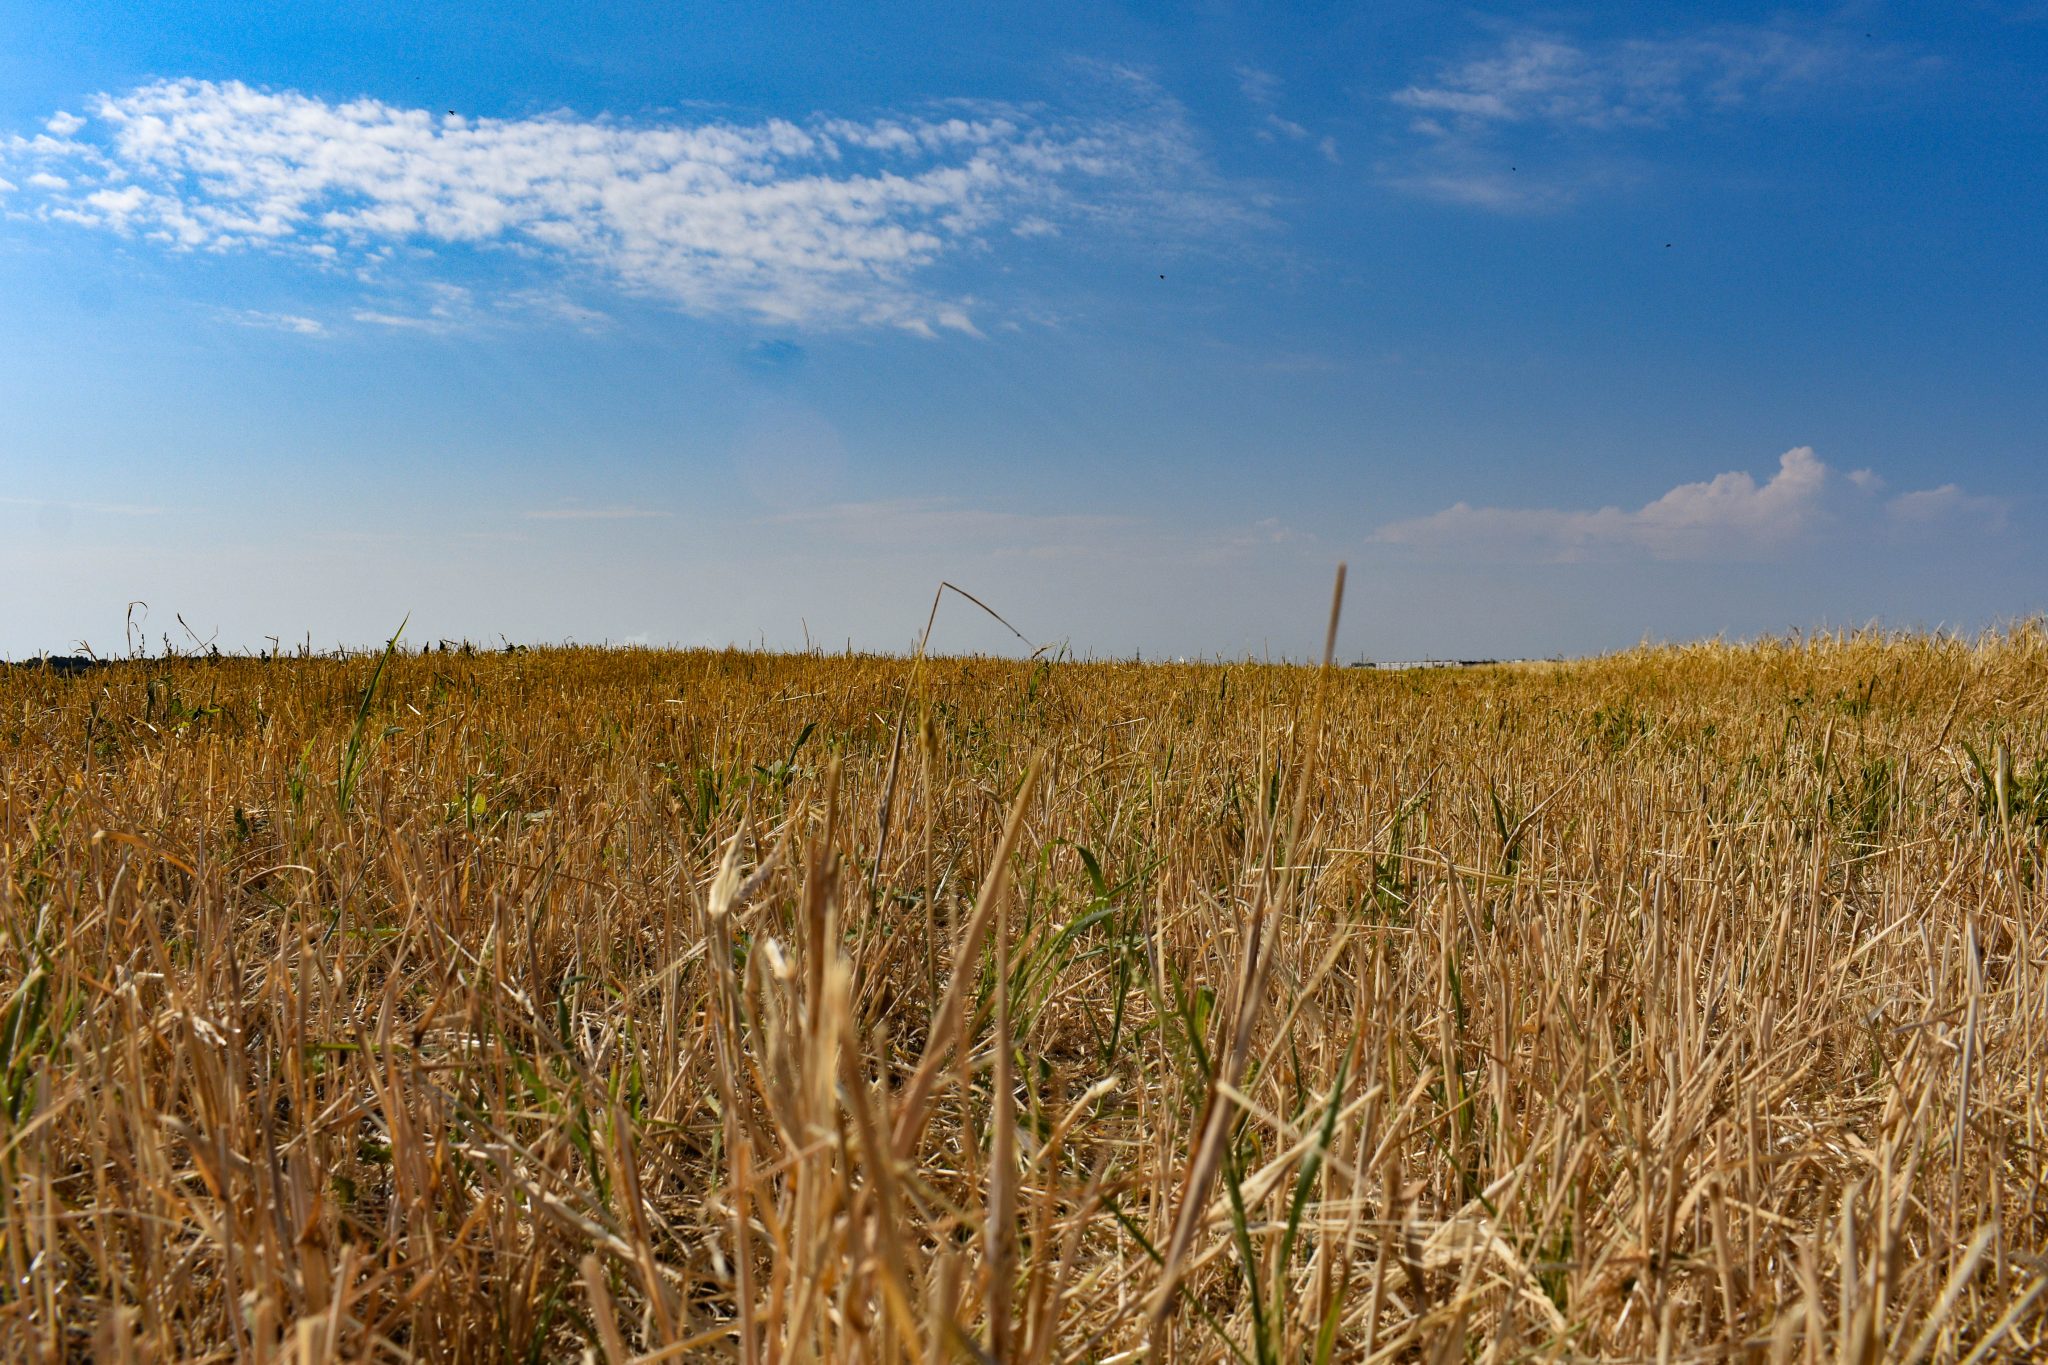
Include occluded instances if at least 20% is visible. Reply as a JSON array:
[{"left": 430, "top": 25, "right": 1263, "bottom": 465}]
[{"left": 0, "top": 610, "right": 2044, "bottom": 1360}]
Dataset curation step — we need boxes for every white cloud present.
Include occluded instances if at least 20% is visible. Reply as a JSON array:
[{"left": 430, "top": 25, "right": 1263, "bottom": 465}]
[
  {"left": 1384, "top": 24, "right": 1894, "bottom": 210},
  {"left": 342, "top": 282, "right": 608, "bottom": 335},
  {"left": 1394, "top": 28, "right": 1859, "bottom": 133},
  {"left": 83, "top": 184, "right": 148, "bottom": 224},
  {"left": 1226, "top": 516, "right": 1315, "bottom": 550},
  {"left": 1382, "top": 160, "right": 1592, "bottom": 213},
  {"left": 1632, "top": 445, "right": 1829, "bottom": 542},
  {"left": 1237, "top": 67, "right": 1283, "bottom": 107},
  {"left": 1886, "top": 483, "right": 2007, "bottom": 530},
  {"left": 221, "top": 308, "right": 327, "bottom": 335},
  {"left": 3, "top": 75, "right": 1239, "bottom": 331},
  {"left": 1238, "top": 64, "right": 1318, "bottom": 145},
  {"left": 508, "top": 290, "right": 611, "bottom": 331},
  {"left": 1378, "top": 448, "right": 2007, "bottom": 561},
  {"left": 351, "top": 309, "right": 458, "bottom": 334}
]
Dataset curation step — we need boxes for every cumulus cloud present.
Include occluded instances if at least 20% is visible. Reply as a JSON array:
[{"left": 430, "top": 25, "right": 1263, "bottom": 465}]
[
  {"left": 3, "top": 75, "right": 1237, "bottom": 331},
  {"left": 1376, "top": 448, "right": 1999, "bottom": 561},
  {"left": 1384, "top": 24, "right": 1897, "bottom": 210}
]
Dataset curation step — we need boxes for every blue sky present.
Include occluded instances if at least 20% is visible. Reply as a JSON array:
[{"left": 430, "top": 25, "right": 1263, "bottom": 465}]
[{"left": 3, "top": 1, "right": 2043, "bottom": 660}]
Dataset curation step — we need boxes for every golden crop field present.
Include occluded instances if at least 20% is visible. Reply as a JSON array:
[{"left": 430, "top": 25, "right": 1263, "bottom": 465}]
[{"left": 2, "top": 624, "right": 2045, "bottom": 1361}]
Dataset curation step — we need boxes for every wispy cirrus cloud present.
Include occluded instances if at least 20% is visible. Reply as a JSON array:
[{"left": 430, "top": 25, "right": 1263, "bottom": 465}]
[
  {"left": 219, "top": 308, "right": 326, "bottom": 336},
  {"left": 1376, "top": 447, "right": 2003, "bottom": 562},
  {"left": 1382, "top": 24, "right": 1907, "bottom": 210},
  {"left": 342, "top": 282, "right": 610, "bottom": 336},
  {"left": 2, "top": 73, "right": 1241, "bottom": 333},
  {"left": 1237, "top": 66, "right": 1340, "bottom": 163},
  {"left": 1238, "top": 67, "right": 1310, "bottom": 143},
  {"left": 1393, "top": 29, "right": 1852, "bottom": 132}
]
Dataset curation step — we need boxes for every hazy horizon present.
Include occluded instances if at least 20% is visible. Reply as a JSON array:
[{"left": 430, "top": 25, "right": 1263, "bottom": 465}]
[{"left": 15, "top": 598, "right": 2047, "bottom": 669}]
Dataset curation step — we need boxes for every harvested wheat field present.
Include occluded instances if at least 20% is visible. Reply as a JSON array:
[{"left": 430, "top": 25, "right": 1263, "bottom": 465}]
[{"left": 3, "top": 622, "right": 2046, "bottom": 1362}]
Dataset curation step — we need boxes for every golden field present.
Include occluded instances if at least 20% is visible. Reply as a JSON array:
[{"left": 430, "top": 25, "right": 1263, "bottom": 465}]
[{"left": 2, "top": 624, "right": 2045, "bottom": 1361}]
